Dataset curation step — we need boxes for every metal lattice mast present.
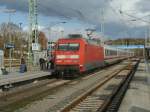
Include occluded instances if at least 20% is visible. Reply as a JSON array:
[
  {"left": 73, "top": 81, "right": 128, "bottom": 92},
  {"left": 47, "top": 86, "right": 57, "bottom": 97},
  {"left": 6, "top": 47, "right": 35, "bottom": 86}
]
[
  {"left": 34, "top": 0, "right": 38, "bottom": 43},
  {"left": 29, "top": 0, "right": 38, "bottom": 43},
  {"left": 28, "top": 0, "right": 33, "bottom": 53},
  {"left": 28, "top": 0, "right": 38, "bottom": 66}
]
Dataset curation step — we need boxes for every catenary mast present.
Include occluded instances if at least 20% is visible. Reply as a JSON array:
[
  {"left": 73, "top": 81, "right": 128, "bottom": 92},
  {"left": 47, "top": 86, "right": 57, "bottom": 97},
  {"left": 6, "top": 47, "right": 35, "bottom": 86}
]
[{"left": 28, "top": 0, "right": 39, "bottom": 65}]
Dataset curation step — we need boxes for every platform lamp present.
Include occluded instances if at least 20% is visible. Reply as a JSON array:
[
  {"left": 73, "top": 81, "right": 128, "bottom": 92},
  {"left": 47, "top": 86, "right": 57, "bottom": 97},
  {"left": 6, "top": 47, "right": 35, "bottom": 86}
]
[
  {"left": 48, "top": 21, "right": 66, "bottom": 43},
  {"left": 48, "top": 21, "right": 66, "bottom": 52},
  {"left": 0, "top": 8, "right": 16, "bottom": 72},
  {"left": 47, "top": 21, "right": 66, "bottom": 58},
  {"left": 129, "top": 19, "right": 150, "bottom": 72},
  {"left": 19, "top": 22, "right": 23, "bottom": 58}
]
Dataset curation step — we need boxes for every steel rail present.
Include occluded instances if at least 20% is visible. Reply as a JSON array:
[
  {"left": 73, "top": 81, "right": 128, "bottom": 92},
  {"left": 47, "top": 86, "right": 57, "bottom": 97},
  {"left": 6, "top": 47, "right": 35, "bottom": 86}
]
[
  {"left": 60, "top": 62, "right": 132, "bottom": 112},
  {"left": 97, "top": 59, "right": 140, "bottom": 112}
]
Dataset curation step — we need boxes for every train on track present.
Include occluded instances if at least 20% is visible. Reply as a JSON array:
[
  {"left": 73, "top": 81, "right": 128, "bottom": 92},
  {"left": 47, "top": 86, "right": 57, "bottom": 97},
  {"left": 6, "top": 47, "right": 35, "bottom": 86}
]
[{"left": 53, "top": 34, "right": 134, "bottom": 78}]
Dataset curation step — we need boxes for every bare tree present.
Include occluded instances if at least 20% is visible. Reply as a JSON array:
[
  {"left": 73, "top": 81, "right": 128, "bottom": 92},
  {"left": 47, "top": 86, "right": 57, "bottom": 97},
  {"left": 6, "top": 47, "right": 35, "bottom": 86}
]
[{"left": 0, "top": 22, "right": 28, "bottom": 58}]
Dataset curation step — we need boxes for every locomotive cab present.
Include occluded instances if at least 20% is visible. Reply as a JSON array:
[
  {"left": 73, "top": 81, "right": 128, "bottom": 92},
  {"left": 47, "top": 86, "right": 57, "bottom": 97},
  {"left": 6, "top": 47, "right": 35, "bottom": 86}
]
[
  {"left": 54, "top": 34, "right": 105, "bottom": 78},
  {"left": 54, "top": 38, "right": 84, "bottom": 77}
]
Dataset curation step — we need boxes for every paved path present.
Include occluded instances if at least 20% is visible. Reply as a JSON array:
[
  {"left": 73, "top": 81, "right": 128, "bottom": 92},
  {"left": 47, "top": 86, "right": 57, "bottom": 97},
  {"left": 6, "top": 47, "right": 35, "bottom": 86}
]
[
  {"left": 0, "top": 70, "right": 51, "bottom": 86},
  {"left": 118, "top": 61, "right": 150, "bottom": 112}
]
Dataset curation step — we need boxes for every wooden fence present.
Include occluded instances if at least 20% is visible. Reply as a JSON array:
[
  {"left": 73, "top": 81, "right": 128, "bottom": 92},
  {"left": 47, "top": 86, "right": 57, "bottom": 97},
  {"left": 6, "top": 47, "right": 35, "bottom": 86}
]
[{"left": 4, "top": 59, "right": 21, "bottom": 67}]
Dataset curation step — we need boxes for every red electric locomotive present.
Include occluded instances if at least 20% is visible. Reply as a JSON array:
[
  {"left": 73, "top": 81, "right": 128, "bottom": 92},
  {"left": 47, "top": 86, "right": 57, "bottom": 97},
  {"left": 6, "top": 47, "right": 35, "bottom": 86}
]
[{"left": 54, "top": 34, "right": 104, "bottom": 78}]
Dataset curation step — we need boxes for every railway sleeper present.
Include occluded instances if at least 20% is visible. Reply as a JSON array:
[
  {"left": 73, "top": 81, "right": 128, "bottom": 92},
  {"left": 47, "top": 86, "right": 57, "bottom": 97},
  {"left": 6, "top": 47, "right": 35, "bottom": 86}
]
[
  {"left": 97, "top": 59, "right": 140, "bottom": 112},
  {"left": 66, "top": 60, "right": 137, "bottom": 112}
]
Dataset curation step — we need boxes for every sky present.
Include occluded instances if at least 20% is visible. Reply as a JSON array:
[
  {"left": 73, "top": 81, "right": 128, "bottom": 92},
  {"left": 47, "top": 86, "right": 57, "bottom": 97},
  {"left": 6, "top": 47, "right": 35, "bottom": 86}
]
[{"left": 0, "top": 0, "right": 150, "bottom": 39}]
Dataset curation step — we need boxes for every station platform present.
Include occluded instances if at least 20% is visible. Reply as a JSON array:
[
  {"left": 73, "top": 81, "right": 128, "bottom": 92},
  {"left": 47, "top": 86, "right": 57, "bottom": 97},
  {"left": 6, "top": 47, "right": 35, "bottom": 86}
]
[
  {"left": 118, "top": 61, "right": 150, "bottom": 112},
  {"left": 0, "top": 70, "right": 51, "bottom": 87}
]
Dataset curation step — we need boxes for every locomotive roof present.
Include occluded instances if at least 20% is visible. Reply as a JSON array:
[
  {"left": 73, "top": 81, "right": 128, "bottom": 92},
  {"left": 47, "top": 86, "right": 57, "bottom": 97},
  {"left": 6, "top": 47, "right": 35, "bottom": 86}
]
[
  {"left": 67, "top": 34, "right": 83, "bottom": 38},
  {"left": 58, "top": 34, "right": 101, "bottom": 46}
]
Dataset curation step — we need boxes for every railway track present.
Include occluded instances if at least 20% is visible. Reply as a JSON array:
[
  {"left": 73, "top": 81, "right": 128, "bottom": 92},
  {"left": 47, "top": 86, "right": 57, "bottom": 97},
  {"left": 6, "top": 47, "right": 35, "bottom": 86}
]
[
  {"left": 98, "top": 59, "right": 139, "bottom": 112},
  {"left": 58, "top": 59, "right": 139, "bottom": 112},
  {"left": 0, "top": 78, "right": 71, "bottom": 112},
  {"left": 0, "top": 58, "right": 135, "bottom": 112}
]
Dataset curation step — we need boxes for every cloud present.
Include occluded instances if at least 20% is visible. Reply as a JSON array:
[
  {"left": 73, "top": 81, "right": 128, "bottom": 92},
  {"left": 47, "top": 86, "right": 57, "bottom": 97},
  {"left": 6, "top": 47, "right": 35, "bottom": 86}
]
[
  {"left": 0, "top": 0, "right": 148, "bottom": 38},
  {"left": 0, "top": 0, "right": 108, "bottom": 24},
  {"left": 136, "top": 0, "right": 150, "bottom": 12},
  {"left": 0, "top": 0, "right": 28, "bottom": 12},
  {"left": 0, "top": 0, "right": 144, "bottom": 23}
]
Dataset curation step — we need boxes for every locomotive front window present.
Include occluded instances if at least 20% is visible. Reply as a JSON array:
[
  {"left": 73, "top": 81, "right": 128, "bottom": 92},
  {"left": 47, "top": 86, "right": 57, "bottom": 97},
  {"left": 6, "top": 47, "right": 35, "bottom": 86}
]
[
  {"left": 58, "top": 44, "right": 68, "bottom": 50},
  {"left": 58, "top": 43, "right": 79, "bottom": 51},
  {"left": 68, "top": 43, "right": 79, "bottom": 51}
]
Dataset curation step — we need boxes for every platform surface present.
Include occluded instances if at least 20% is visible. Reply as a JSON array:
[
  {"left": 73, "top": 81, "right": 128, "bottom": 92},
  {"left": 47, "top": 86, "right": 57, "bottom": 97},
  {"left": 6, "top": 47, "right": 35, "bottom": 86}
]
[
  {"left": 0, "top": 70, "right": 51, "bottom": 86},
  {"left": 118, "top": 61, "right": 150, "bottom": 112}
]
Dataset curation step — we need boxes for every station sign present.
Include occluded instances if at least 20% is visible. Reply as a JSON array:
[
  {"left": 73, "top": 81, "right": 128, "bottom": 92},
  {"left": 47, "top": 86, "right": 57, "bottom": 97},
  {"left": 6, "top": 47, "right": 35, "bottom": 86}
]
[
  {"left": 32, "top": 43, "right": 40, "bottom": 51},
  {"left": 5, "top": 43, "right": 15, "bottom": 49}
]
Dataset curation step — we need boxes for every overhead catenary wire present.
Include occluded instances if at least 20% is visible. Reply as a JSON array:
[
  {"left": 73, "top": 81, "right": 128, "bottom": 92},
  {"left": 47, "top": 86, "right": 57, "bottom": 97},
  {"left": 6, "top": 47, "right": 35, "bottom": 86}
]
[
  {"left": 105, "top": 0, "right": 134, "bottom": 39},
  {"left": 106, "top": 0, "right": 147, "bottom": 39}
]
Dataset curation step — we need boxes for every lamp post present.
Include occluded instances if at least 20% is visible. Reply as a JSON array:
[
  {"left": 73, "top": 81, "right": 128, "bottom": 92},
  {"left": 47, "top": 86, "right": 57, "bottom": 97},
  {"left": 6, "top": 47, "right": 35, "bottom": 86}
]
[
  {"left": 48, "top": 21, "right": 66, "bottom": 42},
  {"left": 61, "top": 30, "right": 64, "bottom": 37},
  {"left": 0, "top": 8, "right": 16, "bottom": 72},
  {"left": 47, "top": 21, "right": 66, "bottom": 59},
  {"left": 19, "top": 23, "right": 23, "bottom": 29},
  {"left": 8, "top": 10, "right": 16, "bottom": 72},
  {"left": 19, "top": 22, "right": 23, "bottom": 57},
  {"left": 120, "top": 10, "right": 150, "bottom": 47},
  {"left": 127, "top": 16, "right": 150, "bottom": 72}
]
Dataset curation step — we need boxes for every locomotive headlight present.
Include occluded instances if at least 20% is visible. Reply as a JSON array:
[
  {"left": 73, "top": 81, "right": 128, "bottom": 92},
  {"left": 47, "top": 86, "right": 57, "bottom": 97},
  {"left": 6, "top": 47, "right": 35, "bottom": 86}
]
[
  {"left": 56, "top": 55, "right": 66, "bottom": 59},
  {"left": 56, "top": 60, "right": 62, "bottom": 63},
  {"left": 56, "top": 55, "right": 79, "bottom": 59},
  {"left": 70, "top": 55, "right": 79, "bottom": 59}
]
